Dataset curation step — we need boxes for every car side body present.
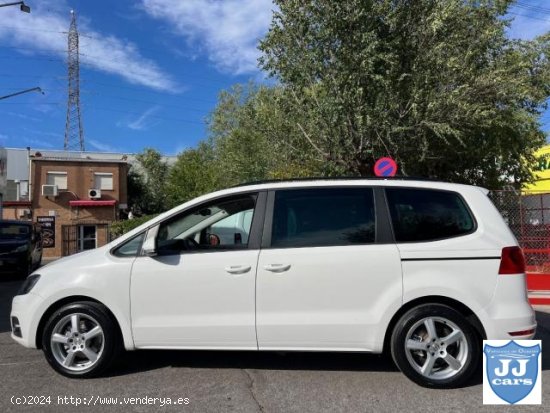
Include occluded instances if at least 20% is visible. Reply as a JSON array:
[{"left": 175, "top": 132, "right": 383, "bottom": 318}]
[{"left": 10, "top": 179, "right": 536, "bottom": 386}]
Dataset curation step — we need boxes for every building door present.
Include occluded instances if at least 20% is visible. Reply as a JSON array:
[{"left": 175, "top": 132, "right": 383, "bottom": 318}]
[
  {"left": 78, "top": 225, "right": 97, "bottom": 251},
  {"left": 62, "top": 223, "right": 109, "bottom": 256}
]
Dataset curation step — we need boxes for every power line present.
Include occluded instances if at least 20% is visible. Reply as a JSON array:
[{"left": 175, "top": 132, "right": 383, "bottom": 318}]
[
  {"left": 0, "top": 101, "right": 63, "bottom": 105},
  {"left": 84, "top": 92, "right": 211, "bottom": 113},
  {"left": 81, "top": 80, "right": 217, "bottom": 104},
  {"left": 80, "top": 105, "right": 205, "bottom": 125},
  {"left": 508, "top": 11, "right": 550, "bottom": 22},
  {"left": 0, "top": 49, "right": 232, "bottom": 89},
  {"left": 1, "top": 100, "right": 207, "bottom": 125},
  {"left": 515, "top": 1, "right": 550, "bottom": 14}
]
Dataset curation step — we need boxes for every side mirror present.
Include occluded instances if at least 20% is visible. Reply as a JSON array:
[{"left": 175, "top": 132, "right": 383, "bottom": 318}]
[{"left": 141, "top": 225, "right": 159, "bottom": 257}]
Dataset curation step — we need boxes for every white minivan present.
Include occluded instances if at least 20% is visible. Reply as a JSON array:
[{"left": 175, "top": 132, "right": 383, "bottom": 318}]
[{"left": 11, "top": 179, "right": 536, "bottom": 387}]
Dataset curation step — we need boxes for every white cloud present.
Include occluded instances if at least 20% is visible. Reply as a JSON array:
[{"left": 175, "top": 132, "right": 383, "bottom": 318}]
[
  {"left": 126, "top": 106, "right": 161, "bottom": 130},
  {"left": 140, "top": 0, "right": 274, "bottom": 75},
  {"left": 0, "top": 1, "right": 177, "bottom": 91},
  {"left": 88, "top": 139, "right": 120, "bottom": 153}
]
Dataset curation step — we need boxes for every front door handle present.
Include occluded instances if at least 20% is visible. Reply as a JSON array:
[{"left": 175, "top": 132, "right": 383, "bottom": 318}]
[
  {"left": 264, "top": 263, "right": 291, "bottom": 273},
  {"left": 225, "top": 265, "right": 251, "bottom": 274}
]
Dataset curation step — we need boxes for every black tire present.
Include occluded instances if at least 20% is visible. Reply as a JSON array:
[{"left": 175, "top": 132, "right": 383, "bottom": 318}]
[
  {"left": 390, "top": 304, "right": 480, "bottom": 389},
  {"left": 42, "top": 301, "right": 121, "bottom": 378}
]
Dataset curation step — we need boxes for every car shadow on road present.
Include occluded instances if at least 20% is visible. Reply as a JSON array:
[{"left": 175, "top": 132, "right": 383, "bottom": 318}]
[
  {"left": 105, "top": 310, "right": 550, "bottom": 385},
  {"left": 111, "top": 349, "right": 400, "bottom": 377}
]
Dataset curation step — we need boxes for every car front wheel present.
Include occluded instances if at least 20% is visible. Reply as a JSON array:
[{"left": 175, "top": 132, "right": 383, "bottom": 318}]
[
  {"left": 42, "top": 302, "right": 120, "bottom": 378},
  {"left": 390, "top": 304, "right": 480, "bottom": 388}
]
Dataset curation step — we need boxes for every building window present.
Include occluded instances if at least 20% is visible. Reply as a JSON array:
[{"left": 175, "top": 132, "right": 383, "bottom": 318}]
[
  {"left": 46, "top": 171, "right": 68, "bottom": 190},
  {"left": 94, "top": 173, "right": 113, "bottom": 190},
  {"left": 78, "top": 225, "right": 97, "bottom": 251}
]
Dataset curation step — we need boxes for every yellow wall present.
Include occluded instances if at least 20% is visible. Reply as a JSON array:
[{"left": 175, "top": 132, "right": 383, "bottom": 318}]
[{"left": 524, "top": 144, "right": 550, "bottom": 193}]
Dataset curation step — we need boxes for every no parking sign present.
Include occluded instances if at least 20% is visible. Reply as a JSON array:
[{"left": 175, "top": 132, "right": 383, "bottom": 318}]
[{"left": 374, "top": 157, "right": 398, "bottom": 177}]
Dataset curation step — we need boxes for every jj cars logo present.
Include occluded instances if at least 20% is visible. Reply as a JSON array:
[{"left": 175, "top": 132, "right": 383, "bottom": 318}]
[{"left": 483, "top": 340, "right": 541, "bottom": 405}]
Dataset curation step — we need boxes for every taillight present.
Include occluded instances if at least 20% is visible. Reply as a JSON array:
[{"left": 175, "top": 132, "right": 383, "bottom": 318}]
[{"left": 498, "top": 246, "right": 526, "bottom": 275}]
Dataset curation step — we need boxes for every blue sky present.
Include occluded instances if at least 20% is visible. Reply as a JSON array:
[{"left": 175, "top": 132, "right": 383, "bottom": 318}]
[{"left": 0, "top": 0, "right": 548, "bottom": 155}]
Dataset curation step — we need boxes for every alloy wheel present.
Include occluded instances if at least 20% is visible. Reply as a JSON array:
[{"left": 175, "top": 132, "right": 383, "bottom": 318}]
[
  {"left": 404, "top": 316, "right": 469, "bottom": 380},
  {"left": 50, "top": 313, "right": 104, "bottom": 371}
]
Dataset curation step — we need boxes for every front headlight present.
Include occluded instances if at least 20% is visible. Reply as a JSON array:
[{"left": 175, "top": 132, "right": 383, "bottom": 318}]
[
  {"left": 13, "top": 244, "right": 29, "bottom": 253},
  {"left": 17, "top": 274, "right": 40, "bottom": 296}
]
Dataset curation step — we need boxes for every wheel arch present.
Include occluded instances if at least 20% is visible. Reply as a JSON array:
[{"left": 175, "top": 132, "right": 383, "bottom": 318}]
[
  {"left": 383, "top": 295, "right": 486, "bottom": 353},
  {"left": 35, "top": 295, "right": 128, "bottom": 350}
]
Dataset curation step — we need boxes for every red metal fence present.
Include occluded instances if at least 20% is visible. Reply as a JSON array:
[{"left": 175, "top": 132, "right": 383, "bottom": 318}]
[{"left": 490, "top": 190, "right": 550, "bottom": 304}]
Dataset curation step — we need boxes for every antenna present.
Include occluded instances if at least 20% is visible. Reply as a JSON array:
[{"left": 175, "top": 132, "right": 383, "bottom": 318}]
[{"left": 64, "top": 10, "right": 85, "bottom": 151}]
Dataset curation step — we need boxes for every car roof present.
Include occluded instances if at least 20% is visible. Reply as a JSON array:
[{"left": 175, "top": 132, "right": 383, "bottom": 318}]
[
  {"left": 227, "top": 177, "right": 483, "bottom": 194},
  {"left": 232, "top": 176, "right": 444, "bottom": 187}
]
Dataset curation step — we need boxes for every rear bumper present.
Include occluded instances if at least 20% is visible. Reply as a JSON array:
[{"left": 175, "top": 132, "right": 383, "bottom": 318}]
[{"left": 480, "top": 273, "right": 537, "bottom": 340}]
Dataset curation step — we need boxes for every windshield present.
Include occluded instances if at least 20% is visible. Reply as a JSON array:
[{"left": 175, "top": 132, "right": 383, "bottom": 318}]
[{"left": 0, "top": 223, "right": 31, "bottom": 240}]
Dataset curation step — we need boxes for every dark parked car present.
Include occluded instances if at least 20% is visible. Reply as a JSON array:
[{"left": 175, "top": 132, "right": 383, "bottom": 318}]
[{"left": 0, "top": 220, "right": 42, "bottom": 277}]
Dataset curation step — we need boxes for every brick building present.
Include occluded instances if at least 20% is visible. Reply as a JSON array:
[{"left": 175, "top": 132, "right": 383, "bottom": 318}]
[{"left": 3, "top": 152, "right": 128, "bottom": 258}]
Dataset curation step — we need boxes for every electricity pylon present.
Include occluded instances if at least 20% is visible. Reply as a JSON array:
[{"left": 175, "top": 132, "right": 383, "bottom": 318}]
[{"left": 64, "top": 10, "right": 85, "bottom": 151}]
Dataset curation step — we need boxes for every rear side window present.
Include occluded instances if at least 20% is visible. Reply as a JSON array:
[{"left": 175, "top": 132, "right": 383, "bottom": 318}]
[
  {"left": 271, "top": 188, "right": 375, "bottom": 248},
  {"left": 386, "top": 188, "right": 475, "bottom": 242}
]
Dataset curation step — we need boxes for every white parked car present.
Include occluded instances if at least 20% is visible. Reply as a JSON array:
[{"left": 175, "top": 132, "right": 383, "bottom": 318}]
[{"left": 11, "top": 179, "right": 536, "bottom": 387}]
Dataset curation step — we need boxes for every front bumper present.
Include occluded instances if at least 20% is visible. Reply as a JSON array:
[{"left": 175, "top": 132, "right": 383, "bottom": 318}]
[
  {"left": 0, "top": 253, "right": 27, "bottom": 273},
  {"left": 10, "top": 292, "right": 43, "bottom": 348}
]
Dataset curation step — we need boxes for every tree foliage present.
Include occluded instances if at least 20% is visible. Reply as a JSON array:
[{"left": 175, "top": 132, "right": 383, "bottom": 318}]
[
  {"left": 166, "top": 142, "right": 220, "bottom": 206},
  {"left": 131, "top": 148, "right": 170, "bottom": 214},
  {"left": 208, "top": 83, "right": 324, "bottom": 185},
  {"left": 258, "top": 0, "right": 550, "bottom": 186}
]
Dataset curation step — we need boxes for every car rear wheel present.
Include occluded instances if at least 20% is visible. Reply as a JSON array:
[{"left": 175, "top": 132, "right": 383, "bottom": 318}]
[
  {"left": 42, "top": 302, "right": 120, "bottom": 378},
  {"left": 390, "top": 304, "right": 480, "bottom": 388}
]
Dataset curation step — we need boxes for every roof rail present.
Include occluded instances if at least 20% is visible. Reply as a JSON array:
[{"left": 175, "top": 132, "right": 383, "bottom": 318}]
[{"left": 232, "top": 176, "right": 446, "bottom": 188}]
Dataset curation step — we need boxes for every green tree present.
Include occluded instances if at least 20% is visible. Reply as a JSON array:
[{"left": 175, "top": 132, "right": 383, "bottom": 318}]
[
  {"left": 259, "top": 0, "right": 550, "bottom": 187},
  {"left": 167, "top": 142, "right": 220, "bottom": 206},
  {"left": 132, "top": 148, "right": 170, "bottom": 213},
  {"left": 208, "top": 83, "right": 324, "bottom": 185}
]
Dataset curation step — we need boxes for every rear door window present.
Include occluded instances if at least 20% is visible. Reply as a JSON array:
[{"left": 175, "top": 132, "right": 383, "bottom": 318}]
[
  {"left": 385, "top": 188, "right": 475, "bottom": 242},
  {"left": 271, "top": 188, "right": 375, "bottom": 248}
]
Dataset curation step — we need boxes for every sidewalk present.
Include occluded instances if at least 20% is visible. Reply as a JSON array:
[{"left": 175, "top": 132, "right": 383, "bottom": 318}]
[{"left": 533, "top": 305, "right": 550, "bottom": 314}]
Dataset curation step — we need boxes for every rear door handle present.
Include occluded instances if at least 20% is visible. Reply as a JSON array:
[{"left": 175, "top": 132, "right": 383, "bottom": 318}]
[
  {"left": 264, "top": 264, "right": 291, "bottom": 273},
  {"left": 225, "top": 265, "right": 251, "bottom": 274}
]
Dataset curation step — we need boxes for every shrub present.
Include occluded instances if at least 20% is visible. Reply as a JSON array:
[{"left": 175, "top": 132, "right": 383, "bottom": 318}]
[{"left": 110, "top": 215, "right": 157, "bottom": 239}]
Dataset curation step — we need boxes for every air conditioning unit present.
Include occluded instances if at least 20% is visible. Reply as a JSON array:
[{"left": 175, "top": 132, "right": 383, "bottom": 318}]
[
  {"left": 19, "top": 209, "right": 31, "bottom": 219},
  {"left": 88, "top": 188, "right": 102, "bottom": 199},
  {"left": 41, "top": 185, "right": 58, "bottom": 197}
]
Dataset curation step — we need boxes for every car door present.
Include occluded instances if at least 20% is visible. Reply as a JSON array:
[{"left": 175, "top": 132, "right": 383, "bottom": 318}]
[
  {"left": 130, "top": 191, "right": 266, "bottom": 349},
  {"left": 256, "top": 186, "right": 402, "bottom": 351}
]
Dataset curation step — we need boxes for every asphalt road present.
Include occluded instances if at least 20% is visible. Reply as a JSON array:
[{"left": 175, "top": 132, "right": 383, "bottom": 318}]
[{"left": 1, "top": 275, "right": 549, "bottom": 413}]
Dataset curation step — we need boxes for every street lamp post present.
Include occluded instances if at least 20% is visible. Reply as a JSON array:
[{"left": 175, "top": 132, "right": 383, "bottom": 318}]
[
  {"left": 0, "top": 2, "right": 30, "bottom": 13},
  {"left": 0, "top": 86, "right": 43, "bottom": 100}
]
